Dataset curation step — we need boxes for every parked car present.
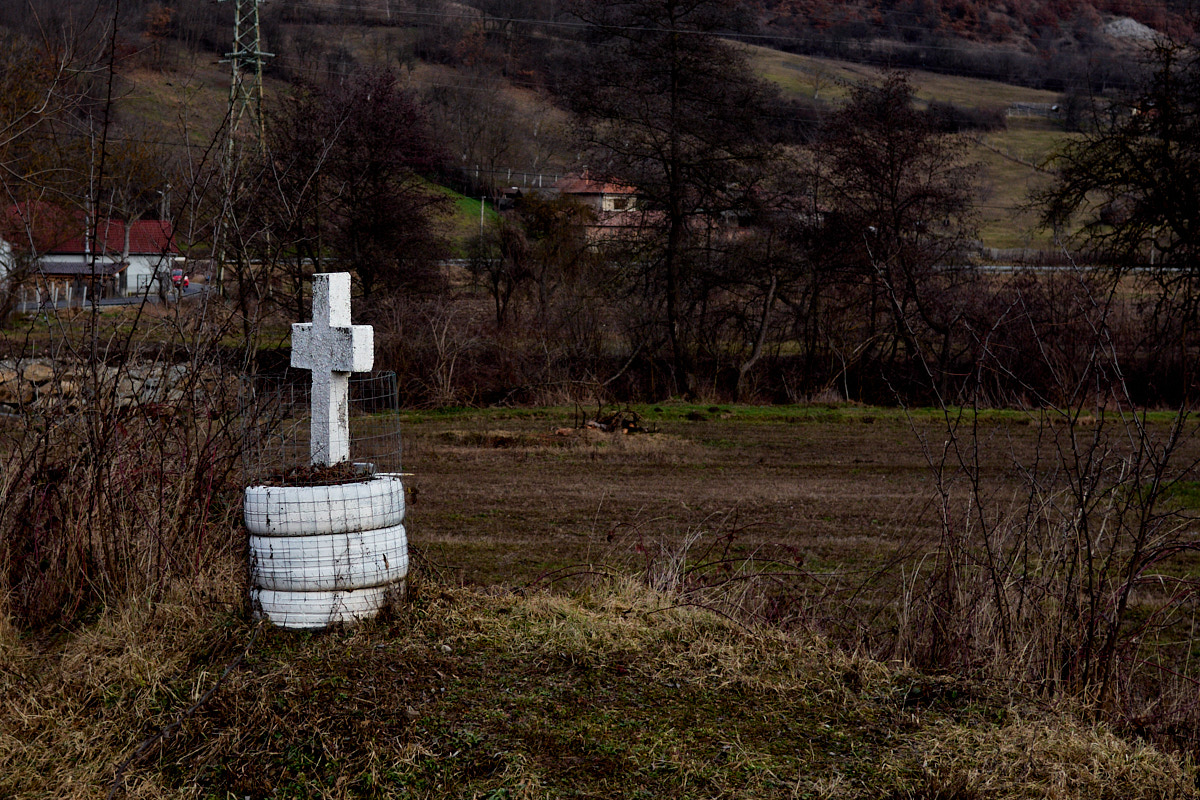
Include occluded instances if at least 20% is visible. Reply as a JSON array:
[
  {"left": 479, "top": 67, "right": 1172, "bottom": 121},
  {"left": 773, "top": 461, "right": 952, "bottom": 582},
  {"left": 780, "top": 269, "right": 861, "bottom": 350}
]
[{"left": 170, "top": 268, "right": 189, "bottom": 290}]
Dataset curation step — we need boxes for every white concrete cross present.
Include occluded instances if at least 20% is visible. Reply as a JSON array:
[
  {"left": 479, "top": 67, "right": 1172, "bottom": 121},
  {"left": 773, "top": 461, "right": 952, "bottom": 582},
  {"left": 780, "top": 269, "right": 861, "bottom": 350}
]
[{"left": 291, "top": 273, "right": 373, "bottom": 466}]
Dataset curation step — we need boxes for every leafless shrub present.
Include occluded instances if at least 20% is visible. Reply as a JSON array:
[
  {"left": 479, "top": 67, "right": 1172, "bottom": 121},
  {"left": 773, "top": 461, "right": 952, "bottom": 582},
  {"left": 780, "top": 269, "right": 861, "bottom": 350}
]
[
  {"left": 878, "top": 263, "right": 1200, "bottom": 752},
  {"left": 0, "top": 302, "right": 270, "bottom": 629},
  {"left": 372, "top": 292, "right": 492, "bottom": 407},
  {"left": 592, "top": 511, "right": 845, "bottom": 631}
]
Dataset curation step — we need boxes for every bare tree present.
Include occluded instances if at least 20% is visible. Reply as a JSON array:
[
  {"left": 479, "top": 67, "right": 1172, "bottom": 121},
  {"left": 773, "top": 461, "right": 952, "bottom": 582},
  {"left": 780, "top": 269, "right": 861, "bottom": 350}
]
[
  {"left": 566, "top": 0, "right": 781, "bottom": 397},
  {"left": 262, "top": 70, "right": 450, "bottom": 304},
  {"left": 424, "top": 70, "right": 525, "bottom": 198},
  {"left": 816, "top": 72, "right": 980, "bottom": 401},
  {"left": 1039, "top": 41, "right": 1200, "bottom": 273},
  {"left": 1035, "top": 40, "right": 1200, "bottom": 400},
  {"left": 1038, "top": 41, "right": 1200, "bottom": 335},
  {"left": 0, "top": 26, "right": 112, "bottom": 320}
]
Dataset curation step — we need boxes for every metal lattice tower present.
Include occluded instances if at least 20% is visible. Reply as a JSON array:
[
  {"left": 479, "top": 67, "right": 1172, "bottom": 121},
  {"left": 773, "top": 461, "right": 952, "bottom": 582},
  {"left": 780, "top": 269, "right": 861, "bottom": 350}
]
[
  {"left": 219, "top": 0, "right": 271, "bottom": 157},
  {"left": 214, "top": 0, "right": 271, "bottom": 295}
]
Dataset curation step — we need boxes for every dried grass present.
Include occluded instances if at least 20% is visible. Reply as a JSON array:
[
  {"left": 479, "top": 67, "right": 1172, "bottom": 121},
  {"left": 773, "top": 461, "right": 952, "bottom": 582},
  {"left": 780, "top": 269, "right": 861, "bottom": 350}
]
[
  {"left": 2, "top": 577, "right": 1197, "bottom": 799},
  {"left": 0, "top": 571, "right": 244, "bottom": 799},
  {"left": 896, "top": 716, "right": 1197, "bottom": 799}
]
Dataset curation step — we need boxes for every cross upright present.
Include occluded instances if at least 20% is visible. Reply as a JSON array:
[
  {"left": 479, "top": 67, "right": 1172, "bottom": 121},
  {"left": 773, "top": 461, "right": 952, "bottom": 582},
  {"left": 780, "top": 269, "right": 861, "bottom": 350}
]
[{"left": 291, "top": 273, "right": 373, "bottom": 466}]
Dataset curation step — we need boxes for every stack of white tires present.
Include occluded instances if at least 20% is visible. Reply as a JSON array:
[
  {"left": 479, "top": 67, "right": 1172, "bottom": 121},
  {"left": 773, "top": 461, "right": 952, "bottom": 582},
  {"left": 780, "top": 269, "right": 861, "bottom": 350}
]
[{"left": 244, "top": 474, "right": 407, "bottom": 629}]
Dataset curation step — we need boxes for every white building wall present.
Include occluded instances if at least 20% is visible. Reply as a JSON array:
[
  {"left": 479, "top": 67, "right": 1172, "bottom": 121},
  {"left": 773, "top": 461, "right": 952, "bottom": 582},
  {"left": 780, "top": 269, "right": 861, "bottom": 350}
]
[{"left": 125, "top": 253, "right": 176, "bottom": 296}]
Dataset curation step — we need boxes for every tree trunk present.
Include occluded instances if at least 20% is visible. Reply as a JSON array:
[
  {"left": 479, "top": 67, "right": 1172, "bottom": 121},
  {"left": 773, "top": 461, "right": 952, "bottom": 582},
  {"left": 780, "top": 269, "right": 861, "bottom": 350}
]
[{"left": 736, "top": 273, "right": 777, "bottom": 402}]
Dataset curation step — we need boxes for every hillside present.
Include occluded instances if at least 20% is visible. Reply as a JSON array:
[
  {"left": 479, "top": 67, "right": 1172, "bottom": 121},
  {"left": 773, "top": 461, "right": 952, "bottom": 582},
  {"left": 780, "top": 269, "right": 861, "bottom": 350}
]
[
  {"left": 2, "top": 0, "right": 1181, "bottom": 89},
  {"left": 752, "top": 0, "right": 1192, "bottom": 93},
  {"left": 5, "top": 0, "right": 1170, "bottom": 257},
  {"left": 103, "top": 23, "right": 1074, "bottom": 254},
  {"left": 3, "top": 580, "right": 1197, "bottom": 799},
  {"left": 747, "top": 45, "right": 1067, "bottom": 250},
  {"left": 756, "top": 0, "right": 1194, "bottom": 45}
]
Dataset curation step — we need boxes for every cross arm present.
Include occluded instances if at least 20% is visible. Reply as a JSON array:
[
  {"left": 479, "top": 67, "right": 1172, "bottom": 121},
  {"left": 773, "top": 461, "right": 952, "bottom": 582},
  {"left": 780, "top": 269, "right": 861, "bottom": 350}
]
[{"left": 291, "top": 323, "right": 374, "bottom": 373}]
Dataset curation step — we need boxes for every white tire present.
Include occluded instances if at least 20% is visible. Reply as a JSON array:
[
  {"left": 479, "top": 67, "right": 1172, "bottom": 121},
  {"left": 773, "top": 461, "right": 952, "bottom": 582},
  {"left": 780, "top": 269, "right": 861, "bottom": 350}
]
[
  {"left": 243, "top": 475, "right": 405, "bottom": 536},
  {"left": 249, "top": 523, "right": 409, "bottom": 591},
  {"left": 251, "top": 584, "right": 396, "bottom": 629}
]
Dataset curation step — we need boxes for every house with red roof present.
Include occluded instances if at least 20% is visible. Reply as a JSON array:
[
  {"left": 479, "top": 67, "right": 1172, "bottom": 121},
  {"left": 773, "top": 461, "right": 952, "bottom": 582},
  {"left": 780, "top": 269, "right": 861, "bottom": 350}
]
[
  {"left": 553, "top": 172, "right": 639, "bottom": 213},
  {"left": 549, "top": 172, "right": 655, "bottom": 242},
  {"left": 1, "top": 202, "right": 183, "bottom": 300}
]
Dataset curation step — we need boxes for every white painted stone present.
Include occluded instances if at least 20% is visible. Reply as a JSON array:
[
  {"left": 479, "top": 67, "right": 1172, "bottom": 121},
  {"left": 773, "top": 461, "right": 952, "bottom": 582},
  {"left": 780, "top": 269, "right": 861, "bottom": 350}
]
[{"left": 291, "top": 273, "right": 373, "bottom": 465}]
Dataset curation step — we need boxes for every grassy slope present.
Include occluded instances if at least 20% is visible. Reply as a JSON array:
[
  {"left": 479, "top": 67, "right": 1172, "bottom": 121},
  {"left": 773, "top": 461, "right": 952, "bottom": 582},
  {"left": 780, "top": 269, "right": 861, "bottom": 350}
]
[
  {"left": 118, "top": 63, "right": 235, "bottom": 146},
  {"left": 746, "top": 46, "right": 1070, "bottom": 252},
  {"left": 746, "top": 45, "right": 1064, "bottom": 108},
  {"left": 2, "top": 579, "right": 1196, "bottom": 799},
  {"left": 439, "top": 190, "right": 503, "bottom": 256},
  {"left": 118, "top": 36, "right": 1075, "bottom": 256},
  {"left": 116, "top": 54, "right": 500, "bottom": 259}
]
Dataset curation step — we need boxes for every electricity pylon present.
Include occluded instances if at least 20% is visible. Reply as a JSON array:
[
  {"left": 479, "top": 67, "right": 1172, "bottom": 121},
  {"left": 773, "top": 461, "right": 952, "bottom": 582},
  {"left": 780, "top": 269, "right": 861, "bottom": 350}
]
[
  {"left": 215, "top": 0, "right": 271, "bottom": 295},
  {"left": 220, "top": 0, "right": 271, "bottom": 158}
]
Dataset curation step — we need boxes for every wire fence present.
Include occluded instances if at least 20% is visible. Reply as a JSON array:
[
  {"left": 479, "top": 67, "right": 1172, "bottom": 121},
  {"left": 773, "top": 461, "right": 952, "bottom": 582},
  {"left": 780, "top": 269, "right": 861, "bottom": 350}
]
[{"left": 243, "top": 371, "right": 404, "bottom": 485}]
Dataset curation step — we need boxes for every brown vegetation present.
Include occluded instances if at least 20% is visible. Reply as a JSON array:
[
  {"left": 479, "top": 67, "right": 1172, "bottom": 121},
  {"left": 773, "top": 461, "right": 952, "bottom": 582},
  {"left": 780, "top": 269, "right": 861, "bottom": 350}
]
[
  {"left": 5, "top": 2, "right": 1200, "bottom": 793},
  {"left": 3, "top": 575, "right": 1198, "bottom": 799},
  {"left": 406, "top": 398, "right": 1200, "bottom": 753}
]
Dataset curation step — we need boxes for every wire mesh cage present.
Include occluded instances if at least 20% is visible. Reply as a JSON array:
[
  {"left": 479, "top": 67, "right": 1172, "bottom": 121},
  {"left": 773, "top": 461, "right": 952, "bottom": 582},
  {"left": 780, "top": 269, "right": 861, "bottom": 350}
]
[
  {"left": 243, "top": 370, "right": 404, "bottom": 486},
  {"left": 242, "top": 370, "right": 408, "bottom": 628}
]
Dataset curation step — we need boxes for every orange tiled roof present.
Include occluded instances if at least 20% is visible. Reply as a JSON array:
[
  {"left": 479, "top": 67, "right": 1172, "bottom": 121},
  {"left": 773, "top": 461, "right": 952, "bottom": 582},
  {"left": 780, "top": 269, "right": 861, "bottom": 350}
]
[{"left": 553, "top": 173, "right": 637, "bottom": 196}]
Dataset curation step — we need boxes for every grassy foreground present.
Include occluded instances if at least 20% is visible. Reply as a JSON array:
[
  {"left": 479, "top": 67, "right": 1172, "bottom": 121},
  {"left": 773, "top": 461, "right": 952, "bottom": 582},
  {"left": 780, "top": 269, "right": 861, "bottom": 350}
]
[{"left": 2, "top": 572, "right": 1197, "bottom": 800}]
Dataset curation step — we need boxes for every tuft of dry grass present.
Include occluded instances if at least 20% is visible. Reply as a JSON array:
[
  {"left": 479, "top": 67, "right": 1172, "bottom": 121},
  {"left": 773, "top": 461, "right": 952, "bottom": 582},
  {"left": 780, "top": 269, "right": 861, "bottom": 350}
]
[{"left": 900, "top": 718, "right": 1199, "bottom": 799}]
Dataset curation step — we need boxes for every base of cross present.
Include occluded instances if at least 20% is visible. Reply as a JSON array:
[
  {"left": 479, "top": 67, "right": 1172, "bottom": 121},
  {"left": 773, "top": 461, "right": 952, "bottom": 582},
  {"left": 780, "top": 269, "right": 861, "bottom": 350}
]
[
  {"left": 252, "top": 580, "right": 408, "bottom": 630},
  {"left": 266, "top": 460, "right": 374, "bottom": 487},
  {"left": 245, "top": 470, "right": 408, "bottom": 629}
]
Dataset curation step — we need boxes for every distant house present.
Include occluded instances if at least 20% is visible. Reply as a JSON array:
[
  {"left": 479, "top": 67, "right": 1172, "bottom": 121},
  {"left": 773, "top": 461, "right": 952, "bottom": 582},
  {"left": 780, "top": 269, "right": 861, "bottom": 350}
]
[
  {"left": 553, "top": 172, "right": 640, "bottom": 213},
  {"left": 550, "top": 172, "right": 652, "bottom": 242},
  {"left": 1, "top": 202, "right": 182, "bottom": 300}
]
